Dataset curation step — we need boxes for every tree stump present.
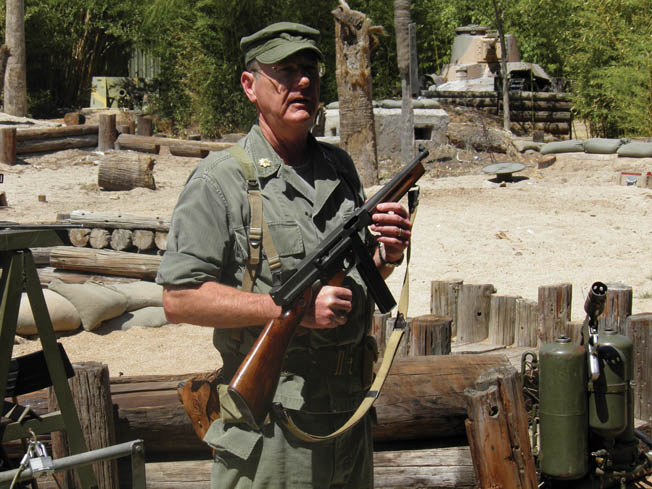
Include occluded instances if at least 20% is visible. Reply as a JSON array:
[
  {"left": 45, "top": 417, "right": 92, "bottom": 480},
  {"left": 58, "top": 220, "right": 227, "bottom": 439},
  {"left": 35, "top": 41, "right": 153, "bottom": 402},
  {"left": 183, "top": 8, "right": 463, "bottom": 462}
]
[
  {"left": 408, "top": 314, "right": 451, "bottom": 356},
  {"left": 68, "top": 228, "right": 91, "bottom": 247},
  {"left": 464, "top": 366, "right": 537, "bottom": 489},
  {"left": 515, "top": 298, "right": 538, "bottom": 347},
  {"left": 98, "top": 156, "right": 156, "bottom": 191},
  {"left": 457, "top": 283, "right": 496, "bottom": 344},
  {"left": 488, "top": 295, "right": 519, "bottom": 346},
  {"left": 136, "top": 115, "right": 153, "bottom": 137},
  {"left": 48, "top": 362, "right": 119, "bottom": 489},
  {"left": 626, "top": 313, "right": 652, "bottom": 421},
  {"left": 538, "top": 283, "right": 572, "bottom": 346},
  {"left": 89, "top": 228, "right": 111, "bottom": 249},
  {"left": 598, "top": 283, "right": 632, "bottom": 335},
  {"left": 98, "top": 113, "right": 117, "bottom": 151},
  {"left": 331, "top": 1, "right": 381, "bottom": 186},
  {"left": 110, "top": 228, "right": 133, "bottom": 251},
  {"left": 385, "top": 316, "right": 412, "bottom": 358},
  {"left": 0, "top": 127, "right": 16, "bottom": 165},
  {"left": 430, "top": 279, "right": 463, "bottom": 338},
  {"left": 132, "top": 230, "right": 155, "bottom": 252}
]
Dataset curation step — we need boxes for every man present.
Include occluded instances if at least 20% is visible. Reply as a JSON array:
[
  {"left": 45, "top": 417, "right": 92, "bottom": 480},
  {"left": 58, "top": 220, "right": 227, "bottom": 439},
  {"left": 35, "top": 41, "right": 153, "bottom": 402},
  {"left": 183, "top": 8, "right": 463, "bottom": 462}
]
[{"left": 157, "top": 22, "right": 411, "bottom": 489}]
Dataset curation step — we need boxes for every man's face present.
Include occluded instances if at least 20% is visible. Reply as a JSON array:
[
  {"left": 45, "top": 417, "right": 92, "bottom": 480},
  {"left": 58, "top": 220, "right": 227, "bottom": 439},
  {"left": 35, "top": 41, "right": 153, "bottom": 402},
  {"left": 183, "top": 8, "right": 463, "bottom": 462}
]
[{"left": 245, "top": 52, "right": 322, "bottom": 134}]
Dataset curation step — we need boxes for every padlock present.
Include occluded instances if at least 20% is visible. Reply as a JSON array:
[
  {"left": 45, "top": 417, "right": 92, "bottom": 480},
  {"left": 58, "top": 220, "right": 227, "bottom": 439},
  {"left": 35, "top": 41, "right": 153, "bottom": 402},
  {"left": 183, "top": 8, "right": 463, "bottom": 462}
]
[{"left": 27, "top": 441, "right": 55, "bottom": 477}]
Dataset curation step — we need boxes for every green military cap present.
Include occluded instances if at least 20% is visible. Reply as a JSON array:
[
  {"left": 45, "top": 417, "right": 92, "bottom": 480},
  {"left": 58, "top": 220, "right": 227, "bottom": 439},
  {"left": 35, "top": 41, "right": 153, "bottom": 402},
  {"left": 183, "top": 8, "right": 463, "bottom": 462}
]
[{"left": 241, "top": 22, "right": 323, "bottom": 66}]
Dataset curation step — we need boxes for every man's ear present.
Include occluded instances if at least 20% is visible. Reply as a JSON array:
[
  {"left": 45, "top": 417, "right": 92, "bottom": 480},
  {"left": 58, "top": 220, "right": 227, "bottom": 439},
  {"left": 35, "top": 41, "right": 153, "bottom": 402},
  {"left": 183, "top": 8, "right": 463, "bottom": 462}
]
[{"left": 241, "top": 71, "right": 257, "bottom": 103}]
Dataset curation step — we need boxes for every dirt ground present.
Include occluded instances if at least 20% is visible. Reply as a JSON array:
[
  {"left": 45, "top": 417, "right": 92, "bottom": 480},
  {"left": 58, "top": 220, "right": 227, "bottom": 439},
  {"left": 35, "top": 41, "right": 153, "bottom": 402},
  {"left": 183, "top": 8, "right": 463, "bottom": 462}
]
[{"left": 5, "top": 121, "right": 652, "bottom": 377}]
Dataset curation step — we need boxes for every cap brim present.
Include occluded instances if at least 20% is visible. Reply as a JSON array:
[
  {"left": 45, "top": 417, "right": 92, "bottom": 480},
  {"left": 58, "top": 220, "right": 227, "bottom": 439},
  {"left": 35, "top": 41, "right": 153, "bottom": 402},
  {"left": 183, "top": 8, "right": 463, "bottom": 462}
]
[{"left": 255, "top": 43, "right": 323, "bottom": 64}]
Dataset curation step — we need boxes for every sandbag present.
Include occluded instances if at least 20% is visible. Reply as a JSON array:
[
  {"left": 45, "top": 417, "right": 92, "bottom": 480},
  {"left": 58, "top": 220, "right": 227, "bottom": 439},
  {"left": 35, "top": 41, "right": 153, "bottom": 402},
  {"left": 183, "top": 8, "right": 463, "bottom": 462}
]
[
  {"left": 583, "top": 138, "right": 627, "bottom": 154},
  {"left": 540, "top": 139, "right": 585, "bottom": 154},
  {"left": 17, "top": 290, "right": 81, "bottom": 336},
  {"left": 48, "top": 279, "right": 128, "bottom": 331},
  {"left": 102, "top": 306, "right": 168, "bottom": 330},
  {"left": 617, "top": 141, "right": 652, "bottom": 158},
  {"left": 513, "top": 140, "right": 544, "bottom": 153},
  {"left": 105, "top": 281, "right": 163, "bottom": 311}
]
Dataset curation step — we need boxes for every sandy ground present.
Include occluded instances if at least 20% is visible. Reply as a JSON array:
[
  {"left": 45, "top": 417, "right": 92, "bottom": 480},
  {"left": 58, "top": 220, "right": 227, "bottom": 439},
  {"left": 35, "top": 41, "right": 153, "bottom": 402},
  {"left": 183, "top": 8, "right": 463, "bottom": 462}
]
[{"left": 5, "top": 140, "right": 652, "bottom": 377}]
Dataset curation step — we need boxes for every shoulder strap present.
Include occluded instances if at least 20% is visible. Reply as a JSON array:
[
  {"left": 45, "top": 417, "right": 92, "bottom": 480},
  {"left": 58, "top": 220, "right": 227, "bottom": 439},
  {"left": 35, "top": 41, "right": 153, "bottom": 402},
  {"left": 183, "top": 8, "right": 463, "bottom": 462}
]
[
  {"left": 274, "top": 186, "right": 421, "bottom": 443},
  {"left": 226, "top": 145, "right": 282, "bottom": 292}
]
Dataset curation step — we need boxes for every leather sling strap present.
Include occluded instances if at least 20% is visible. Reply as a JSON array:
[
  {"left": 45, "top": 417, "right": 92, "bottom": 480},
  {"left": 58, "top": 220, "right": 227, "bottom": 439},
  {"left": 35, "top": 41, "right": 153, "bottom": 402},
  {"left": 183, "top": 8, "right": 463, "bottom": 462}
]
[
  {"left": 226, "top": 144, "right": 282, "bottom": 292},
  {"left": 274, "top": 186, "right": 421, "bottom": 443}
]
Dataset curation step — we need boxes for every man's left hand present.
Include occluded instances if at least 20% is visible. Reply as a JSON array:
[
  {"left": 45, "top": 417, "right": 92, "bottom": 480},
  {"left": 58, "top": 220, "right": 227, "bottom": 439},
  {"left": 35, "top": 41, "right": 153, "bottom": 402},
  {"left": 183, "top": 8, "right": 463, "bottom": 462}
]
[{"left": 370, "top": 202, "right": 411, "bottom": 264}]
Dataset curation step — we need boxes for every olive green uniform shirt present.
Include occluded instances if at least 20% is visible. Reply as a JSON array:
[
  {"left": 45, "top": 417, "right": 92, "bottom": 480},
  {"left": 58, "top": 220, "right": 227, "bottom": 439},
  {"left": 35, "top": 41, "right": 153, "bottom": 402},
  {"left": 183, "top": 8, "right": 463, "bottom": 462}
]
[{"left": 156, "top": 125, "right": 376, "bottom": 467}]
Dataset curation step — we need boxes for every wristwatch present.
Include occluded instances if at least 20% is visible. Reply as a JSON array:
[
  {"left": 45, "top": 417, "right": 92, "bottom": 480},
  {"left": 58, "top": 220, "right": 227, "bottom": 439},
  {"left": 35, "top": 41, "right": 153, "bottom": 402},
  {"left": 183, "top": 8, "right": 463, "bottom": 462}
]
[{"left": 378, "top": 242, "right": 404, "bottom": 268}]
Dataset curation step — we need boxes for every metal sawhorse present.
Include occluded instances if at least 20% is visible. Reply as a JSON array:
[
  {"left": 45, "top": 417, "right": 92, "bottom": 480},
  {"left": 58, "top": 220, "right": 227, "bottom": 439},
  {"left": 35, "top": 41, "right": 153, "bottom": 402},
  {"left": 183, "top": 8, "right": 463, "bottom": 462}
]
[{"left": 0, "top": 229, "right": 98, "bottom": 489}]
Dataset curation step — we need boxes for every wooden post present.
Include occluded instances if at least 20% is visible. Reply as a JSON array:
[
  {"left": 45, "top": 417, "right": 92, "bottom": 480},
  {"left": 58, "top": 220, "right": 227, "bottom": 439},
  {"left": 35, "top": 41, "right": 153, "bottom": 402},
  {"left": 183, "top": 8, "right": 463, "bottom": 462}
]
[
  {"left": 48, "top": 362, "right": 119, "bottom": 489},
  {"left": 598, "top": 283, "right": 632, "bottom": 335},
  {"left": 408, "top": 314, "right": 451, "bottom": 356},
  {"left": 567, "top": 320, "right": 584, "bottom": 346},
  {"left": 430, "top": 279, "right": 463, "bottom": 338},
  {"left": 63, "top": 112, "right": 85, "bottom": 126},
  {"left": 98, "top": 113, "right": 117, "bottom": 151},
  {"left": 457, "top": 283, "right": 496, "bottom": 344},
  {"left": 515, "top": 298, "right": 538, "bottom": 347},
  {"left": 136, "top": 115, "right": 153, "bottom": 137},
  {"left": 154, "top": 231, "right": 168, "bottom": 251},
  {"left": 464, "top": 366, "right": 537, "bottom": 489},
  {"left": 89, "top": 228, "right": 111, "bottom": 249},
  {"left": 626, "top": 313, "right": 652, "bottom": 421},
  {"left": 0, "top": 127, "right": 17, "bottom": 165},
  {"left": 110, "top": 228, "right": 133, "bottom": 251},
  {"left": 488, "top": 295, "right": 518, "bottom": 346},
  {"left": 386, "top": 316, "right": 412, "bottom": 358},
  {"left": 68, "top": 228, "right": 91, "bottom": 247},
  {"left": 372, "top": 311, "right": 390, "bottom": 355},
  {"left": 538, "top": 283, "right": 572, "bottom": 346},
  {"left": 132, "top": 230, "right": 155, "bottom": 252}
]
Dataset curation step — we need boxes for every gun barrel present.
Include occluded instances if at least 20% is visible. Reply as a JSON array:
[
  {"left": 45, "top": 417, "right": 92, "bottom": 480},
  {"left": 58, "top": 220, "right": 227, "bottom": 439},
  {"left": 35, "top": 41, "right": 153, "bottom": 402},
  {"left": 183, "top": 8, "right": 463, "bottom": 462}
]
[{"left": 584, "top": 281, "right": 607, "bottom": 319}]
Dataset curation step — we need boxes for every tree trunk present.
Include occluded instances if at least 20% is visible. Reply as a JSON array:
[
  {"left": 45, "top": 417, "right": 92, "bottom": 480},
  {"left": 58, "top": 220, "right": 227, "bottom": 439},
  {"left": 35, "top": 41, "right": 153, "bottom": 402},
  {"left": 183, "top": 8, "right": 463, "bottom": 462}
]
[
  {"left": 4, "top": 0, "right": 27, "bottom": 116},
  {"left": 332, "top": 0, "right": 380, "bottom": 186},
  {"left": 395, "top": 0, "right": 414, "bottom": 162}
]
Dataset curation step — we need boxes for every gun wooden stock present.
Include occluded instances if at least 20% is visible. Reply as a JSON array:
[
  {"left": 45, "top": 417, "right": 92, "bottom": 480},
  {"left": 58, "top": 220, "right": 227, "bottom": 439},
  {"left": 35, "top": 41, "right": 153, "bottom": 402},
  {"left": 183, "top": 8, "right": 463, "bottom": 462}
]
[{"left": 228, "top": 287, "right": 313, "bottom": 428}]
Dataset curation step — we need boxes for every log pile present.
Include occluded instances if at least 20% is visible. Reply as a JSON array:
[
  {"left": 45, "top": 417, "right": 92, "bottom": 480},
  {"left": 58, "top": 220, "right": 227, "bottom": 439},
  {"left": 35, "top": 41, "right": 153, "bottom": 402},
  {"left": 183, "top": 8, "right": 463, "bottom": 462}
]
[{"left": 422, "top": 90, "right": 572, "bottom": 136}]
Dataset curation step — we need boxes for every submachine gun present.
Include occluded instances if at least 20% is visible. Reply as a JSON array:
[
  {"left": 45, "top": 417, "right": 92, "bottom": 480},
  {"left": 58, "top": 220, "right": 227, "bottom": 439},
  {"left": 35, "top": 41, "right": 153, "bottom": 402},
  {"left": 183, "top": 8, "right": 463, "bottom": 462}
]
[
  {"left": 522, "top": 282, "right": 652, "bottom": 488},
  {"left": 228, "top": 147, "right": 429, "bottom": 429}
]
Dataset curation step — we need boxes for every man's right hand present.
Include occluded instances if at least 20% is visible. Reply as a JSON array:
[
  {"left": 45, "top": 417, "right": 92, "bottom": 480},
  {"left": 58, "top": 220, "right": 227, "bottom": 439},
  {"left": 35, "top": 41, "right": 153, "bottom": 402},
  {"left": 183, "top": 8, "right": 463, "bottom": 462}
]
[{"left": 300, "top": 285, "right": 352, "bottom": 329}]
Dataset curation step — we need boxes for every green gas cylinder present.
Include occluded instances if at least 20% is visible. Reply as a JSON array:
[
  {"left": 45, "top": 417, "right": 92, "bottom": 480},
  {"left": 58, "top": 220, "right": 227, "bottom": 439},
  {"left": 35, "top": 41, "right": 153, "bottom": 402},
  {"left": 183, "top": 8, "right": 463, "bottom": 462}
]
[
  {"left": 588, "top": 329, "right": 633, "bottom": 440},
  {"left": 539, "top": 335, "right": 589, "bottom": 480}
]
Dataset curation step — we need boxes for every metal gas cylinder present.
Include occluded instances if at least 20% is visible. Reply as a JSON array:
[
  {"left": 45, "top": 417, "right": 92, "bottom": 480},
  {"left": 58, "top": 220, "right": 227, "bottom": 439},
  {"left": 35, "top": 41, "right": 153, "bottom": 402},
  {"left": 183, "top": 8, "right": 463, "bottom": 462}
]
[
  {"left": 539, "top": 335, "right": 589, "bottom": 480},
  {"left": 588, "top": 328, "right": 633, "bottom": 440}
]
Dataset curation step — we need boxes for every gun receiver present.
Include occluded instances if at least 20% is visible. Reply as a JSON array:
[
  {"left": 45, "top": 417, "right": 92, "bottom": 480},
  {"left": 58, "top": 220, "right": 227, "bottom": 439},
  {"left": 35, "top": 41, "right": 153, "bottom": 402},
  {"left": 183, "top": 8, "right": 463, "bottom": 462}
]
[{"left": 228, "top": 147, "right": 429, "bottom": 429}]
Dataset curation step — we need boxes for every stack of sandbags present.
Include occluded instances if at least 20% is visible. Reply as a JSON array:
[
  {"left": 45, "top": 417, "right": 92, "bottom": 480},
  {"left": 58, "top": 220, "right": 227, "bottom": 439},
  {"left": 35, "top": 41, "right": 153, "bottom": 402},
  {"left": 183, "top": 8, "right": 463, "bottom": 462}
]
[{"left": 16, "top": 280, "right": 166, "bottom": 336}]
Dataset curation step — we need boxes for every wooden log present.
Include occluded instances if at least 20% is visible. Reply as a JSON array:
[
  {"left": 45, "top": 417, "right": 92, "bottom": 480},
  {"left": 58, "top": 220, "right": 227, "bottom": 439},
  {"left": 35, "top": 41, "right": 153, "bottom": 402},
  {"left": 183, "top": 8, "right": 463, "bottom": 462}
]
[
  {"left": 168, "top": 142, "right": 210, "bottom": 158},
  {"left": 16, "top": 134, "right": 98, "bottom": 154},
  {"left": 136, "top": 115, "right": 153, "bottom": 137},
  {"left": 116, "top": 136, "right": 160, "bottom": 154},
  {"left": 372, "top": 311, "right": 390, "bottom": 355},
  {"left": 110, "top": 228, "right": 133, "bottom": 251},
  {"left": 464, "top": 366, "right": 537, "bottom": 489},
  {"left": 567, "top": 320, "right": 584, "bottom": 346},
  {"left": 598, "top": 283, "right": 632, "bottom": 335},
  {"left": 141, "top": 445, "right": 476, "bottom": 489},
  {"left": 59, "top": 211, "right": 171, "bottom": 232},
  {"left": 89, "top": 228, "right": 111, "bottom": 249},
  {"left": 407, "top": 314, "right": 451, "bottom": 356},
  {"left": 98, "top": 156, "right": 156, "bottom": 191},
  {"left": 386, "top": 316, "right": 412, "bottom": 358},
  {"left": 155, "top": 231, "right": 168, "bottom": 250},
  {"left": 98, "top": 113, "right": 117, "bottom": 151},
  {"left": 626, "top": 313, "right": 652, "bottom": 421},
  {"left": 488, "top": 295, "right": 519, "bottom": 346},
  {"left": 538, "top": 283, "right": 572, "bottom": 346},
  {"left": 0, "top": 127, "right": 17, "bottom": 165},
  {"left": 457, "top": 283, "right": 496, "bottom": 344},
  {"left": 509, "top": 111, "right": 572, "bottom": 122},
  {"left": 117, "top": 124, "right": 131, "bottom": 134},
  {"left": 48, "top": 362, "right": 119, "bottom": 489},
  {"left": 515, "top": 298, "right": 538, "bottom": 347},
  {"left": 512, "top": 122, "right": 570, "bottom": 135},
  {"left": 36, "top": 266, "right": 140, "bottom": 286},
  {"left": 116, "top": 133, "right": 232, "bottom": 156},
  {"left": 48, "top": 246, "right": 161, "bottom": 280},
  {"left": 16, "top": 124, "right": 98, "bottom": 140},
  {"left": 509, "top": 100, "right": 573, "bottom": 111},
  {"left": 63, "top": 112, "right": 85, "bottom": 126},
  {"left": 132, "top": 229, "right": 155, "bottom": 252},
  {"left": 430, "top": 279, "right": 463, "bottom": 338},
  {"left": 68, "top": 228, "right": 90, "bottom": 247}
]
